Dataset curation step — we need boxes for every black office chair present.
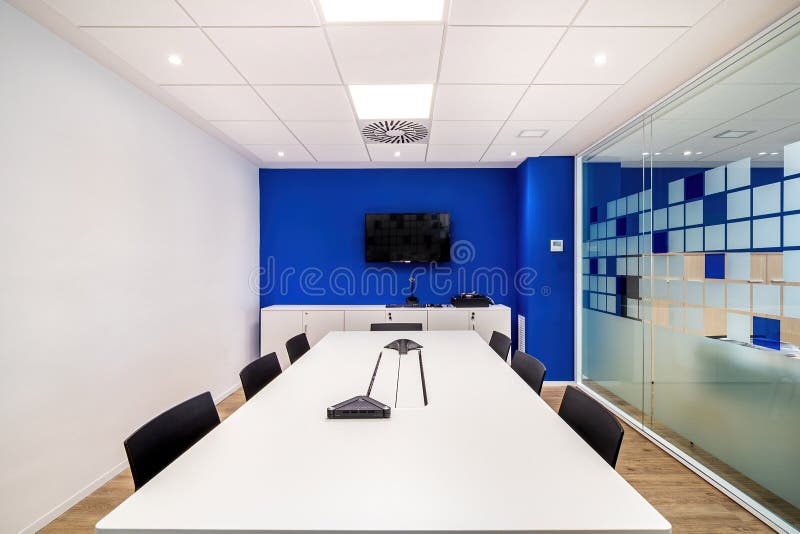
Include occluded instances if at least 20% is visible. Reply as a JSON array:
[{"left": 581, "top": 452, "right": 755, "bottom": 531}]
[
  {"left": 285, "top": 332, "right": 311, "bottom": 364},
  {"left": 511, "top": 350, "right": 546, "bottom": 395},
  {"left": 239, "top": 352, "right": 282, "bottom": 401},
  {"left": 124, "top": 391, "right": 220, "bottom": 490},
  {"left": 558, "top": 385, "right": 624, "bottom": 468},
  {"left": 370, "top": 323, "right": 423, "bottom": 331},
  {"left": 488, "top": 331, "right": 512, "bottom": 361}
]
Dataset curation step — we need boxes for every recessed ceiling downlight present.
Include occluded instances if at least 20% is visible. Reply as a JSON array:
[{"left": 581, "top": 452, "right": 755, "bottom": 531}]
[
  {"left": 593, "top": 53, "right": 607, "bottom": 66},
  {"left": 167, "top": 54, "right": 182, "bottom": 65},
  {"left": 319, "top": 0, "right": 444, "bottom": 22}
]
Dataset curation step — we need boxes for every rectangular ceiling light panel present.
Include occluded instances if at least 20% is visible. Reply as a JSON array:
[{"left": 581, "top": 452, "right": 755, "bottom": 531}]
[
  {"left": 349, "top": 84, "right": 433, "bottom": 119},
  {"left": 319, "top": 0, "right": 444, "bottom": 22}
]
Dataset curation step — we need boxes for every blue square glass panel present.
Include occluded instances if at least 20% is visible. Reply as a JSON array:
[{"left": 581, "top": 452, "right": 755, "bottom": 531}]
[
  {"left": 753, "top": 316, "right": 780, "bottom": 349},
  {"left": 616, "top": 217, "right": 627, "bottom": 237},
  {"left": 685, "top": 173, "right": 704, "bottom": 200},
  {"left": 653, "top": 231, "right": 668, "bottom": 254},
  {"left": 589, "top": 206, "right": 598, "bottom": 223},
  {"left": 703, "top": 193, "right": 727, "bottom": 225},
  {"left": 705, "top": 253, "right": 725, "bottom": 279}
]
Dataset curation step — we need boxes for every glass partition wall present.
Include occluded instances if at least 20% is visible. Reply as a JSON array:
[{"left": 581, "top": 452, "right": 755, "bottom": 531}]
[{"left": 579, "top": 14, "right": 800, "bottom": 533}]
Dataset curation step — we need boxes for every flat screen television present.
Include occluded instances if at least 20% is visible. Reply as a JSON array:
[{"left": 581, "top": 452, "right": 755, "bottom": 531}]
[{"left": 365, "top": 212, "right": 451, "bottom": 263}]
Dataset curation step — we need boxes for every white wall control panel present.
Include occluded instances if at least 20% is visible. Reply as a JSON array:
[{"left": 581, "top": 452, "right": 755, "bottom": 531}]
[{"left": 550, "top": 239, "right": 564, "bottom": 252}]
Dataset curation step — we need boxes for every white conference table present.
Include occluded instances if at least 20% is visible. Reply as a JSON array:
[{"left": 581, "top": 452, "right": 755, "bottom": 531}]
[{"left": 97, "top": 331, "right": 671, "bottom": 533}]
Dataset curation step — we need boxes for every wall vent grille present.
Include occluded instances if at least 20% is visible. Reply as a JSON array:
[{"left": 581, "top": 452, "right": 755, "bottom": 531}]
[{"left": 517, "top": 314, "right": 526, "bottom": 353}]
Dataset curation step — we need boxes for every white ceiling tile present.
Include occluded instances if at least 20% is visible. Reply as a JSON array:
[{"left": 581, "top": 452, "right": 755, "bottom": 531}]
[
  {"left": 722, "top": 37, "right": 800, "bottom": 85},
  {"left": 206, "top": 28, "right": 340, "bottom": 84},
  {"left": 512, "top": 84, "right": 619, "bottom": 120},
  {"left": 439, "top": 27, "right": 564, "bottom": 84},
  {"left": 245, "top": 145, "right": 315, "bottom": 163},
  {"left": 481, "top": 145, "right": 533, "bottom": 163},
  {"left": 306, "top": 145, "right": 370, "bottom": 162},
  {"left": 43, "top": 0, "right": 193, "bottom": 26},
  {"left": 429, "top": 121, "right": 502, "bottom": 144},
  {"left": 367, "top": 144, "right": 427, "bottom": 162},
  {"left": 661, "top": 84, "right": 799, "bottom": 120},
  {"left": 211, "top": 121, "right": 298, "bottom": 144},
  {"left": 738, "top": 89, "right": 800, "bottom": 121},
  {"left": 535, "top": 27, "right": 686, "bottom": 84},
  {"left": 449, "top": 0, "right": 583, "bottom": 26},
  {"left": 285, "top": 121, "right": 363, "bottom": 144},
  {"left": 426, "top": 145, "right": 487, "bottom": 162},
  {"left": 255, "top": 85, "right": 355, "bottom": 121},
  {"left": 164, "top": 85, "right": 276, "bottom": 120},
  {"left": 84, "top": 28, "right": 243, "bottom": 84},
  {"left": 574, "top": 0, "right": 719, "bottom": 27},
  {"left": 179, "top": 0, "right": 320, "bottom": 26},
  {"left": 494, "top": 120, "right": 576, "bottom": 146},
  {"left": 433, "top": 85, "right": 526, "bottom": 120},
  {"left": 327, "top": 25, "right": 443, "bottom": 84}
]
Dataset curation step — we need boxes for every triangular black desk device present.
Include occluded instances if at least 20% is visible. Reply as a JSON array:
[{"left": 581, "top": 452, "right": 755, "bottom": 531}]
[
  {"left": 384, "top": 338, "right": 423, "bottom": 355},
  {"left": 327, "top": 396, "right": 391, "bottom": 419}
]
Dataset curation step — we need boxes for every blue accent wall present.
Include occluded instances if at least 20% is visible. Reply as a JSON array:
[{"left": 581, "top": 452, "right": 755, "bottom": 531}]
[
  {"left": 259, "top": 160, "right": 576, "bottom": 380},
  {"left": 516, "top": 157, "right": 575, "bottom": 381}
]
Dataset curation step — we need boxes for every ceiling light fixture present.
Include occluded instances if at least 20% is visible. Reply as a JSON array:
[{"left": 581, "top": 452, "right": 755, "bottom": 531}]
[
  {"left": 167, "top": 54, "right": 182, "bottom": 65},
  {"left": 393, "top": 151, "right": 401, "bottom": 157},
  {"left": 348, "top": 84, "right": 433, "bottom": 120},
  {"left": 510, "top": 151, "right": 518, "bottom": 157},
  {"left": 771, "top": 152, "right": 779, "bottom": 155},
  {"left": 319, "top": 0, "right": 444, "bottom": 22},
  {"left": 714, "top": 130, "right": 756, "bottom": 139},
  {"left": 593, "top": 53, "right": 607, "bottom": 66},
  {"left": 518, "top": 129, "right": 548, "bottom": 138},
  {"left": 696, "top": 151, "right": 703, "bottom": 155},
  {"left": 642, "top": 152, "right": 650, "bottom": 156},
  {"left": 277, "top": 151, "right": 285, "bottom": 157},
  {"left": 758, "top": 152, "right": 767, "bottom": 156},
  {"left": 683, "top": 150, "right": 692, "bottom": 156},
  {"left": 654, "top": 152, "right": 661, "bottom": 156}
]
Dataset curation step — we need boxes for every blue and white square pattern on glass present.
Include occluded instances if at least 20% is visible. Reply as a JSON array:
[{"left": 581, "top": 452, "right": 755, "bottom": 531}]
[
  {"left": 669, "top": 230, "right": 684, "bottom": 252},
  {"left": 606, "top": 219, "right": 615, "bottom": 238},
  {"left": 598, "top": 258, "right": 607, "bottom": 275},
  {"left": 669, "top": 179, "right": 685, "bottom": 204},
  {"left": 784, "top": 286, "right": 800, "bottom": 318},
  {"left": 726, "top": 157, "right": 750, "bottom": 190},
  {"left": 727, "top": 312, "right": 751, "bottom": 342},
  {"left": 617, "top": 198, "right": 626, "bottom": 217},
  {"left": 669, "top": 204, "right": 684, "bottom": 228},
  {"left": 727, "top": 283, "right": 750, "bottom": 312},
  {"left": 753, "top": 183, "right": 781, "bottom": 216},
  {"left": 616, "top": 257, "right": 626, "bottom": 276},
  {"left": 753, "top": 284, "right": 780, "bottom": 316},
  {"left": 685, "top": 200, "right": 703, "bottom": 226},
  {"left": 752, "top": 217, "right": 781, "bottom": 249},
  {"left": 642, "top": 189, "right": 652, "bottom": 211},
  {"left": 705, "top": 281, "right": 725, "bottom": 308},
  {"left": 727, "top": 189, "right": 750, "bottom": 220},
  {"left": 653, "top": 208, "right": 668, "bottom": 231},
  {"left": 784, "top": 178, "right": 800, "bottom": 212},
  {"left": 705, "top": 166, "right": 726, "bottom": 195},
  {"left": 727, "top": 221, "right": 750, "bottom": 250},
  {"left": 785, "top": 214, "right": 800, "bottom": 247},
  {"left": 617, "top": 237, "right": 627, "bottom": 256},
  {"left": 705, "top": 224, "right": 725, "bottom": 251},
  {"left": 639, "top": 212, "right": 652, "bottom": 233},
  {"left": 785, "top": 250, "right": 800, "bottom": 282},
  {"left": 607, "top": 238, "right": 617, "bottom": 257},
  {"left": 685, "top": 227, "right": 703, "bottom": 252},
  {"left": 627, "top": 236, "right": 638, "bottom": 255},
  {"left": 640, "top": 234, "right": 652, "bottom": 254},
  {"left": 627, "top": 256, "right": 639, "bottom": 276},
  {"left": 785, "top": 140, "right": 800, "bottom": 177},
  {"left": 598, "top": 221, "right": 607, "bottom": 239}
]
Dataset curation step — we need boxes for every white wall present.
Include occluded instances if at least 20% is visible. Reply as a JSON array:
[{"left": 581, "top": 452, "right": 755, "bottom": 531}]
[{"left": 0, "top": 2, "right": 260, "bottom": 532}]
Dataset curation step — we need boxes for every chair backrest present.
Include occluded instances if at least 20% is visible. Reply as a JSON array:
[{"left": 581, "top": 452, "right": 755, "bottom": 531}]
[
  {"left": 239, "top": 352, "right": 282, "bottom": 401},
  {"left": 488, "top": 331, "right": 512, "bottom": 361},
  {"left": 285, "top": 332, "right": 311, "bottom": 364},
  {"left": 124, "top": 391, "right": 220, "bottom": 490},
  {"left": 558, "top": 385, "right": 624, "bottom": 468},
  {"left": 370, "top": 322, "right": 423, "bottom": 331},
  {"left": 511, "top": 350, "right": 546, "bottom": 395}
]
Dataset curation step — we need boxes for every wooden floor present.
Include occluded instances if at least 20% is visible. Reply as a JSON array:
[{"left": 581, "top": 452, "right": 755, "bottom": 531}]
[{"left": 40, "top": 386, "right": 771, "bottom": 534}]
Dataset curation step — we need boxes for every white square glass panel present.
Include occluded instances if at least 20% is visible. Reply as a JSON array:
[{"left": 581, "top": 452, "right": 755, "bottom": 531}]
[
  {"left": 705, "top": 281, "right": 725, "bottom": 308},
  {"left": 669, "top": 204, "right": 684, "bottom": 228},
  {"left": 727, "top": 283, "right": 750, "bottom": 312},
  {"left": 685, "top": 199, "right": 703, "bottom": 226},
  {"left": 785, "top": 250, "right": 800, "bottom": 282},
  {"left": 752, "top": 217, "right": 781, "bottom": 249},
  {"left": 668, "top": 281, "right": 685, "bottom": 302},
  {"left": 784, "top": 286, "right": 800, "bottom": 318},
  {"left": 705, "top": 224, "right": 725, "bottom": 251},
  {"left": 784, "top": 178, "right": 800, "bottom": 211},
  {"left": 653, "top": 208, "right": 668, "bottom": 231},
  {"left": 785, "top": 140, "right": 800, "bottom": 177},
  {"left": 668, "top": 255, "right": 684, "bottom": 278},
  {"left": 685, "top": 227, "right": 703, "bottom": 251},
  {"left": 753, "top": 183, "right": 780, "bottom": 216},
  {"left": 726, "top": 253, "right": 750, "bottom": 281},
  {"left": 685, "top": 307, "right": 703, "bottom": 331},
  {"left": 727, "top": 221, "right": 750, "bottom": 250},
  {"left": 726, "top": 157, "right": 750, "bottom": 189},
  {"left": 784, "top": 214, "right": 800, "bottom": 246},
  {"left": 727, "top": 189, "right": 750, "bottom": 220},
  {"left": 669, "top": 179, "right": 684, "bottom": 204},
  {"left": 607, "top": 200, "right": 617, "bottom": 219},
  {"left": 753, "top": 284, "right": 780, "bottom": 316},
  {"left": 705, "top": 166, "right": 725, "bottom": 195},
  {"left": 669, "top": 230, "right": 684, "bottom": 252},
  {"left": 727, "top": 312, "right": 750, "bottom": 342},
  {"left": 653, "top": 255, "right": 668, "bottom": 277},
  {"left": 686, "top": 281, "right": 703, "bottom": 306}
]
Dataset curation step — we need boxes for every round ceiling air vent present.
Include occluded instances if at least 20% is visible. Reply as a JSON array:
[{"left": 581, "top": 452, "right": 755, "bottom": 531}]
[{"left": 362, "top": 120, "right": 428, "bottom": 144}]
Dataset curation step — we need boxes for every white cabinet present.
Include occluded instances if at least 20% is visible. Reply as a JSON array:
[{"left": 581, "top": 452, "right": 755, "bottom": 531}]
[
  {"left": 303, "top": 310, "right": 344, "bottom": 346},
  {"left": 261, "top": 305, "right": 510, "bottom": 369},
  {"left": 470, "top": 308, "right": 512, "bottom": 345},
  {"left": 344, "top": 310, "right": 386, "bottom": 331},
  {"left": 384, "top": 309, "right": 428, "bottom": 329},
  {"left": 261, "top": 309, "right": 302, "bottom": 369},
  {"left": 427, "top": 308, "right": 470, "bottom": 330}
]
